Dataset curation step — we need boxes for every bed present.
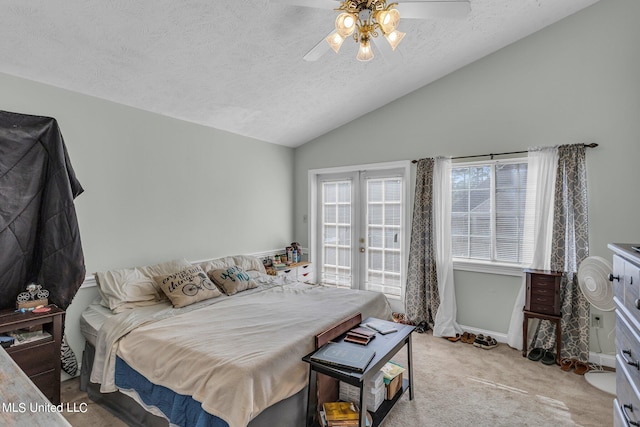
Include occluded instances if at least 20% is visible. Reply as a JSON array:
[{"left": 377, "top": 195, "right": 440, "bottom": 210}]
[{"left": 80, "top": 255, "right": 392, "bottom": 427}]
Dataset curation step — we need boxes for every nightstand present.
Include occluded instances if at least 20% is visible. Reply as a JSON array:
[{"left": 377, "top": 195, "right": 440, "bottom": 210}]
[
  {"left": 0, "top": 306, "right": 65, "bottom": 404},
  {"left": 274, "top": 261, "right": 314, "bottom": 283}
]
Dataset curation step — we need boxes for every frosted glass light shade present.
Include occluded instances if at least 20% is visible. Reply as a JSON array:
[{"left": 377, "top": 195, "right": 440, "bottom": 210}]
[
  {"left": 357, "top": 39, "right": 374, "bottom": 62},
  {"left": 326, "top": 32, "right": 345, "bottom": 53},
  {"left": 335, "top": 13, "right": 357, "bottom": 37},
  {"left": 384, "top": 30, "right": 405, "bottom": 50},
  {"left": 377, "top": 9, "right": 400, "bottom": 34}
]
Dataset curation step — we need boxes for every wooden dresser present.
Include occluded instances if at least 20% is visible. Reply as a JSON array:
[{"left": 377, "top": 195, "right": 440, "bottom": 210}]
[
  {"left": 524, "top": 269, "right": 562, "bottom": 315},
  {"left": 609, "top": 243, "right": 640, "bottom": 426},
  {"left": 0, "top": 306, "right": 65, "bottom": 404}
]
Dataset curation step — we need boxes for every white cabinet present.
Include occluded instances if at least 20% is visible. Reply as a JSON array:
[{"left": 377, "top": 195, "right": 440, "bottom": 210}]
[{"left": 275, "top": 262, "right": 314, "bottom": 283}]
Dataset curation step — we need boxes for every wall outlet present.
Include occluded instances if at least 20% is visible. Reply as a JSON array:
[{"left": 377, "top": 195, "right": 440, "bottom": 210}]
[{"left": 591, "top": 314, "right": 602, "bottom": 328}]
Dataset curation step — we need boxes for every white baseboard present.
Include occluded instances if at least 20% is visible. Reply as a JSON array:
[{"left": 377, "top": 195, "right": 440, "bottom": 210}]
[{"left": 589, "top": 352, "right": 616, "bottom": 369}]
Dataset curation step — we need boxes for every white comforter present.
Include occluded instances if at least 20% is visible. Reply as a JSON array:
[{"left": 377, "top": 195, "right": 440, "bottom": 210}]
[{"left": 91, "top": 278, "right": 391, "bottom": 427}]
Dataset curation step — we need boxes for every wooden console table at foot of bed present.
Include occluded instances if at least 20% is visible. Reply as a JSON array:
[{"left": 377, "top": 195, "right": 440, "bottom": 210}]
[{"left": 303, "top": 318, "right": 415, "bottom": 427}]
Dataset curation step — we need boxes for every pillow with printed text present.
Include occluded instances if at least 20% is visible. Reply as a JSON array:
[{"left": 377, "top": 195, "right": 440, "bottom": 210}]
[
  {"left": 155, "top": 265, "right": 222, "bottom": 308},
  {"left": 208, "top": 265, "right": 258, "bottom": 295}
]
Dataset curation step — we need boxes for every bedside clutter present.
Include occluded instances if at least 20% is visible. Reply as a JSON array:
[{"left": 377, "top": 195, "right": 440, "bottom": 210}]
[
  {"left": 266, "top": 261, "right": 314, "bottom": 282},
  {"left": 0, "top": 305, "right": 65, "bottom": 404}
]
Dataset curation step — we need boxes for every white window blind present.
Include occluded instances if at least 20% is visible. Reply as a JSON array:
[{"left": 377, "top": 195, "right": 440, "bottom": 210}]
[{"left": 451, "top": 160, "right": 529, "bottom": 264}]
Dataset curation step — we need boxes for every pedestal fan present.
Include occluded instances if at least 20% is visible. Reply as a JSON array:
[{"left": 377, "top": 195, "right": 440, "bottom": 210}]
[{"left": 577, "top": 256, "right": 616, "bottom": 395}]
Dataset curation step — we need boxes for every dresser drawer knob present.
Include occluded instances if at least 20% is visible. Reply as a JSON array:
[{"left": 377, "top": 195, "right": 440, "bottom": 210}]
[
  {"left": 609, "top": 273, "right": 621, "bottom": 282},
  {"left": 623, "top": 349, "right": 640, "bottom": 369},
  {"left": 623, "top": 403, "right": 640, "bottom": 426}
]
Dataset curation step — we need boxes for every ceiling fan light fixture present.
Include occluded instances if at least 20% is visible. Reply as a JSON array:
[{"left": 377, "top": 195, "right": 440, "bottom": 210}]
[
  {"left": 384, "top": 29, "right": 405, "bottom": 50},
  {"left": 377, "top": 8, "right": 400, "bottom": 34},
  {"left": 335, "top": 12, "right": 357, "bottom": 37},
  {"left": 326, "top": 32, "right": 345, "bottom": 53},
  {"left": 356, "top": 38, "right": 374, "bottom": 62}
]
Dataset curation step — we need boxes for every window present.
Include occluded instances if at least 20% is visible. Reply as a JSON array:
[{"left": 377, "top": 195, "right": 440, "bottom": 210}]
[{"left": 451, "top": 159, "right": 529, "bottom": 266}]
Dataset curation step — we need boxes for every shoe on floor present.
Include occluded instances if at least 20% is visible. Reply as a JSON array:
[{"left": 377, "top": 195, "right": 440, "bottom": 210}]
[
  {"left": 527, "top": 348, "right": 545, "bottom": 362},
  {"left": 541, "top": 350, "right": 557, "bottom": 365},
  {"left": 447, "top": 333, "right": 461, "bottom": 342},
  {"left": 479, "top": 336, "right": 498, "bottom": 350},
  {"left": 574, "top": 361, "right": 590, "bottom": 375},
  {"left": 392, "top": 312, "right": 405, "bottom": 323},
  {"left": 461, "top": 332, "right": 476, "bottom": 344},
  {"left": 472, "top": 334, "right": 487, "bottom": 348},
  {"left": 415, "top": 321, "right": 429, "bottom": 333},
  {"left": 560, "top": 358, "right": 576, "bottom": 371}
]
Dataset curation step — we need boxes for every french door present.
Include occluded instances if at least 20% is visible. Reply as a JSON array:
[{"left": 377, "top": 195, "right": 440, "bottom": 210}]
[{"left": 313, "top": 165, "right": 408, "bottom": 307}]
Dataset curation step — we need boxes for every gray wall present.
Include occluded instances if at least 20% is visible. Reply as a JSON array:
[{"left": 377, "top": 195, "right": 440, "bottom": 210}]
[
  {"left": 294, "top": 0, "right": 640, "bottom": 354},
  {"left": 2, "top": 0, "right": 637, "bottom": 370},
  {"left": 1, "top": 73, "right": 294, "bottom": 367}
]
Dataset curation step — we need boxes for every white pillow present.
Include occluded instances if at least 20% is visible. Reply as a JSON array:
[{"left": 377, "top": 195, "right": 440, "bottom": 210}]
[
  {"left": 232, "top": 255, "right": 267, "bottom": 274},
  {"left": 194, "top": 255, "right": 266, "bottom": 275},
  {"left": 94, "top": 258, "right": 192, "bottom": 312},
  {"left": 193, "top": 256, "right": 235, "bottom": 274}
]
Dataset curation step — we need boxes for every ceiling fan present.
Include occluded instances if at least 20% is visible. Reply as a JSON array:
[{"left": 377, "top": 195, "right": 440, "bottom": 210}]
[{"left": 274, "top": 0, "right": 471, "bottom": 62}]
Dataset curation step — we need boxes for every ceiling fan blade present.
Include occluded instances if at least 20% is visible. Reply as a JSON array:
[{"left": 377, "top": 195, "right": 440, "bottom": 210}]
[
  {"left": 271, "top": 0, "right": 338, "bottom": 10},
  {"left": 303, "top": 33, "right": 332, "bottom": 61},
  {"left": 396, "top": 1, "right": 471, "bottom": 19}
]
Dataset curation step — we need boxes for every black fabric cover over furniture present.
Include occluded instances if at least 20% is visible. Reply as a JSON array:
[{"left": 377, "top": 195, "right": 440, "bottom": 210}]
[{"left": 0, "top": 110, "right": 85, "bottom": 311}]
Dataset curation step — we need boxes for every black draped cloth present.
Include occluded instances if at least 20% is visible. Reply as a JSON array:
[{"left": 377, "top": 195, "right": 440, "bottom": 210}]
[{"left": 0, "top": 110, "right": 85, "bottom": 311}]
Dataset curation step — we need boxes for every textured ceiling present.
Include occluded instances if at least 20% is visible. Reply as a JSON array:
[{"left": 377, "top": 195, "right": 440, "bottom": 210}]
[{"left": 0, "top": 0, "right": 599, "bottom": 147}]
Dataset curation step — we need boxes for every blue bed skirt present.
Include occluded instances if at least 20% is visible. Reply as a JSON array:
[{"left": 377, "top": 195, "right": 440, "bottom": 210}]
[{"left": 115, "top": 356, "right": 229, "bottom": 427}]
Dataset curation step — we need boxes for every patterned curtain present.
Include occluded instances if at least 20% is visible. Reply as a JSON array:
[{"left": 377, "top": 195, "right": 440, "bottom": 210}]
[
  {"left": 405, "top": 158, "right": 439, "bottom": 326},
  {"left": 531, "top": 144, "right": 590, "bottom": 361}
]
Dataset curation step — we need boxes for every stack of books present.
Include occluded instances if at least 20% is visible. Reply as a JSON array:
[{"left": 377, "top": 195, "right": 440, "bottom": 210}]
[
  {"left": 381, "top": 360, "right": 405, "bottom": 381},
  {"left": 7, "top": 329, "right": 51, "bottom": 346},
  {"left": 318, "top": 401, "right": 371, "bottom": 427},
  {"left": 310, "top": 342, "right": 376, "bottom": 372},
  {"left": 381, "top": 360, "right": 406, "bottom": 400},
  {"left": 344, "top": 326, "right": 376, "bottom": 345},
  {"left": 339, "top": 370, "right": 385, "bottom": 412}
]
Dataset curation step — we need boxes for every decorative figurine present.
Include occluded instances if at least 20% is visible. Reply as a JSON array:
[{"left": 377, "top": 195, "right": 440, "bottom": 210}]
[{"left": 16, "top": 282, "right": 49, "bottom": 309}]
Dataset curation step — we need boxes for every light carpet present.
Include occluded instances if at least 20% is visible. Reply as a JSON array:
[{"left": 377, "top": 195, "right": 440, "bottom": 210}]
[
  {"left": 382, "top": 331, "right": 612, "bottom": 427},
  {"left": 61, "top": 331, "right": 613, "bottom": 427}
]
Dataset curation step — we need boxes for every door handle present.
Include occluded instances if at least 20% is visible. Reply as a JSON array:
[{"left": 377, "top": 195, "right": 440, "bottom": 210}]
[{"left": 360, "top": 247, "right": 365, "bottom": 253}]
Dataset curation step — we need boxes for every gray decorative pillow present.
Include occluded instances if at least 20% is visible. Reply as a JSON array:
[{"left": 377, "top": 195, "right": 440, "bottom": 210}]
[
  {"left": 155, "top": 265, "right": 222, "bottom": 308},
  {"left": 208, "top": 265, "right": 258, "bottom": 295}
]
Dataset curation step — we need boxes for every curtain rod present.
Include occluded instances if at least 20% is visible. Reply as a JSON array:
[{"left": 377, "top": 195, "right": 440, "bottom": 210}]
[{"left": 411, "top": 143, "right": 599, "bottom": 163}]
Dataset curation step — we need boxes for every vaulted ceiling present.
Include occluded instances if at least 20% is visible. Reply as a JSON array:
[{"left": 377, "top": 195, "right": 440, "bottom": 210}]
[{"left": 0, "top": 0, "right": 600, "bottom": 147}]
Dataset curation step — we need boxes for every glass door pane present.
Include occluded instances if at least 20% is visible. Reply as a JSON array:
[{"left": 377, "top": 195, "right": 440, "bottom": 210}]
[
  {"left": 364, "top": 177, "right": 402, "bottom": 299},
  {"left": 320, "top": 179, "right": 352, "bottom": 288}
]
